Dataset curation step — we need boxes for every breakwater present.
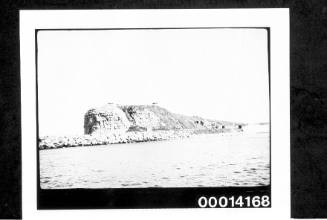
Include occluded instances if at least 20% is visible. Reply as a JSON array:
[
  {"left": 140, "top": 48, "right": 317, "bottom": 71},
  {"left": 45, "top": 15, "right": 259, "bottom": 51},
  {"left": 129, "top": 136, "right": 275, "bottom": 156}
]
[
  {"left": 39, "top": 128, "right": 242, "bottom": 150},
  {"left": 39, "top": 130, "right": 193, "bottom": 150}
]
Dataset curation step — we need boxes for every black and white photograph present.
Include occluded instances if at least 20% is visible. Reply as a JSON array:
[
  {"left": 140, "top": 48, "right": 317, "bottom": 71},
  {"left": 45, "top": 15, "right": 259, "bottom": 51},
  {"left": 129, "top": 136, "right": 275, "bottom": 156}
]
[{"left": 35, "top": 26, "right": 271, "bottom": 208}]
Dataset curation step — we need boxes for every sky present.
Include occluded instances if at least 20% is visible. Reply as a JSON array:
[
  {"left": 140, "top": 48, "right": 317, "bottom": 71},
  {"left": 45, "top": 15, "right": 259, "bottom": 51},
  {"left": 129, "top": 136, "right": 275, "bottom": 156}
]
[{"left": 37, "top": 28, "right": 269, "bottom": 136}]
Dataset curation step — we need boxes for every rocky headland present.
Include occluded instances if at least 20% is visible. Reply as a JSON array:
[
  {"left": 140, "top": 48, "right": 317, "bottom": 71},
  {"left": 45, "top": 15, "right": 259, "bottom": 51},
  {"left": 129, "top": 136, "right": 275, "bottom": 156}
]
[{"left": 39, "top": 103, "right": 245, "bottom": 150}]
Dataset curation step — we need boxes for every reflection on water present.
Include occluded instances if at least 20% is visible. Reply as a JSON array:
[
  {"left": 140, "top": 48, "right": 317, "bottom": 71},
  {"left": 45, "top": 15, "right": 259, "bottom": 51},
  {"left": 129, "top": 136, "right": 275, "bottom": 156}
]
[{"left": 40, "top": 132, "right": 270, "bottom": 189}]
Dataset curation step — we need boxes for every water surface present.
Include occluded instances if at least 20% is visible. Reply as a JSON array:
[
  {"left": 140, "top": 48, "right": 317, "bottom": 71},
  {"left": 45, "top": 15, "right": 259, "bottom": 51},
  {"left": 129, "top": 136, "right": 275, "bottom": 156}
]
[{"left": 40, "top": 132, "right": 269, "bottom": 189}]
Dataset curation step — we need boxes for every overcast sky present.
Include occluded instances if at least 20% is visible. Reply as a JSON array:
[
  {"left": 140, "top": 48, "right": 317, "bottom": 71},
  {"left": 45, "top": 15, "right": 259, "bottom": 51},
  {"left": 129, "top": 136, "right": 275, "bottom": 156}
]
[{"left": 37, "top": 28, "right": 269, "bottom": 136}]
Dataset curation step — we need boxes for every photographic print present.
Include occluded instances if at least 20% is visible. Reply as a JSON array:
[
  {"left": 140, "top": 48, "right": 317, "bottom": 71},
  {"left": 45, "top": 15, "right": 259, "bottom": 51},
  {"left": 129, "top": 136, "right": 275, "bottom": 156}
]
[{"left": 36, "top": 27, "right": 271, "bottom": 208}]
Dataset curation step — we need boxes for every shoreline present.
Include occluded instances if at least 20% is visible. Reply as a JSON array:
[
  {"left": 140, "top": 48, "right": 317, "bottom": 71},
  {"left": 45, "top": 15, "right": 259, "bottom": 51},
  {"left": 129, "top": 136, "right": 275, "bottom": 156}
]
[{"left": 39, "top": 129, "right": 241, "bottom": 150}]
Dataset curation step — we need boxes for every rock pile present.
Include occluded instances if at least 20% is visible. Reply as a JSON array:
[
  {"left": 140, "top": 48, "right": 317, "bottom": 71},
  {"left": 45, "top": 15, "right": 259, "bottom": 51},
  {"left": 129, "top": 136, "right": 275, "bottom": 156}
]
[{"left": 39, "top": 130, "right": 195, "bottom": 150}]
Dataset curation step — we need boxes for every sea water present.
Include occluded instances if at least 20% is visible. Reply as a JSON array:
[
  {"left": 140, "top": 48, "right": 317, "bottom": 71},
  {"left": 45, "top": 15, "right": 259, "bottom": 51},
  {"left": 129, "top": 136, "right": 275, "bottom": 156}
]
[{"left": 40, "top": 131, "right": 270, "bottom": 189}]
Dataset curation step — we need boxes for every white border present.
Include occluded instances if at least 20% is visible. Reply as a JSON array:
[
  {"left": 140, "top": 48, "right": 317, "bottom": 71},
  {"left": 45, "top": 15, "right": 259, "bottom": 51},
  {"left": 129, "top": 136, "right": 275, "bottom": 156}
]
[{"left": 20, "top": 9, "right": 290, "bottom": 220}]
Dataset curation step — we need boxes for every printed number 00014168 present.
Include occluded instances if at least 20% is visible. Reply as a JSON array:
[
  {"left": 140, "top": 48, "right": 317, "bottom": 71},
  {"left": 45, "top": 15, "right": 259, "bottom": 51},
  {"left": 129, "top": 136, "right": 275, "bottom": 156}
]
[{"left": 198, "top": 195, "right": 270, "bottom": 208}]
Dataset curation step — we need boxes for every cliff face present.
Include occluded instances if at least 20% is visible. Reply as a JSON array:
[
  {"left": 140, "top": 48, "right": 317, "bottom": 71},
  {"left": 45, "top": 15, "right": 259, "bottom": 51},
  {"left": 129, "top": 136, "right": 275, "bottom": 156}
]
[
  {"left": 84, "top": 103, "right": 242, "bottom": 135},
  {"left": 84, "top": 104, "right": 131, "bottom": 135}
]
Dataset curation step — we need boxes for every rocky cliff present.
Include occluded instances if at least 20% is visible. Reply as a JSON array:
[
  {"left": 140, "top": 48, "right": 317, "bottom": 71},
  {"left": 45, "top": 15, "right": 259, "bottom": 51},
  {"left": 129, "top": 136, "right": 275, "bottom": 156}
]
[
  {"left": 84, "top": 104, "right": 131, "bottom": 135},
  {"left": 84, "top": 103, "right": 242, "bottom": 135},
  {"left": 40, "top": 103, "right": 245, "bottom": 150}
]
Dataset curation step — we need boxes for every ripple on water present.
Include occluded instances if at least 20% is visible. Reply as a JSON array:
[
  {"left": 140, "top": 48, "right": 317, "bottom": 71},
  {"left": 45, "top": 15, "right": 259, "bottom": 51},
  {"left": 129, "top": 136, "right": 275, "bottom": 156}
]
[
  {"left": 93, "top": 169, "right": 104, "bottom": 173},
  {"left": 130, "top": 183, "right": 141, "bottom": 186}
]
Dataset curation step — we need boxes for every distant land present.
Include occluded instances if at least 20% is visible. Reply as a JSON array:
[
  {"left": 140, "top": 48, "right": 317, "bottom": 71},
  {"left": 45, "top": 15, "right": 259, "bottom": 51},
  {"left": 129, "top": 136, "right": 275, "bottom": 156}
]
[{"left": 39, "top": 103, "right": 246, "bottom": 150}]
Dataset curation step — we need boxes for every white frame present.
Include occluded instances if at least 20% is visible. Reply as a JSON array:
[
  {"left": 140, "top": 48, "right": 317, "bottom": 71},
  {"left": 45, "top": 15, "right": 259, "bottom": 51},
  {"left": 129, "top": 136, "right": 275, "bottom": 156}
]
[{"left": 20, "top": 9, "right": 290, "bottom": 220}]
